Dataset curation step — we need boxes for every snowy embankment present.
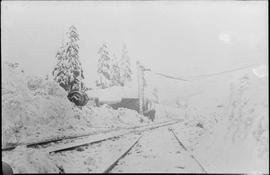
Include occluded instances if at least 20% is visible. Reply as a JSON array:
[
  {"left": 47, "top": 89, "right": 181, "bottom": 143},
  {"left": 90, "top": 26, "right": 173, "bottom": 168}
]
[
  {"left": 3, "top": 61, "right": 267, "bottom": 173},
  {"left": 154, "top": 104, "right": 185, "bottom": 122},
  {"left": 2, "top": 62, "right": 174, "bottom": 173},
  {"left": 2, "top": 62, "right": 150, "bottom": 149},
  {"left": 174, "top": 69, "right": 269, "bottom": 173}
]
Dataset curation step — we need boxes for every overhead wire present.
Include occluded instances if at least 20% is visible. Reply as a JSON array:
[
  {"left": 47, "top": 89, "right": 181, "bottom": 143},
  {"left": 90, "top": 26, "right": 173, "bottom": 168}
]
[
  {"left": 147, "top": 63, "right": 259, "bottom": 82},
  {"left": 154, "top": 72, "right": 189, "bottom": 81},
  {"left": 186, "top": 63, "right": 258, "bottom": 80}
]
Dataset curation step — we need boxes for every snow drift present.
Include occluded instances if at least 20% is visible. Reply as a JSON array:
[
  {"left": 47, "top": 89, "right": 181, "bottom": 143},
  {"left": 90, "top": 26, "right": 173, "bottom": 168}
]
[
  {"left": 179, "top": 68, "right": 269, "bottom": 173},
  {"left": 2, "top": 146, "right": 60, "bottom": 173},
  {"left": 2, "top": 62, "right": 149, "bottom": 148}
]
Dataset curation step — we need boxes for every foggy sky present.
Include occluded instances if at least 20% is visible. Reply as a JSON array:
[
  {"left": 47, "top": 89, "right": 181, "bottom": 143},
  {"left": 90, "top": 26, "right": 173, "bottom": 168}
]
[{"left": 2, "top": 1, "right": 268, "bottom": 89}]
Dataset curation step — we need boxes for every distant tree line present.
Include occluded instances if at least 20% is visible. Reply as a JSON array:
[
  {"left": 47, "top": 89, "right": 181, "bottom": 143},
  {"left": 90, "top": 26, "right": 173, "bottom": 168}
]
[
  {"left": 53, "top": 25, "right": 133, "bottom": 93},
  {"left": 96, "top": 42, "right": 132, "bottom": 89}
]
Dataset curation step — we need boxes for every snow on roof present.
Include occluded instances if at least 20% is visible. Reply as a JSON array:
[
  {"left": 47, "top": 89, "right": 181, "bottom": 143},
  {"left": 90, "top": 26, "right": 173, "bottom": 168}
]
[
  {"left": 86, "top": 85, "right": 154, "bottom": 102},
  {"left": 86, "top": 86, "right": 138, "bottom": 102}
]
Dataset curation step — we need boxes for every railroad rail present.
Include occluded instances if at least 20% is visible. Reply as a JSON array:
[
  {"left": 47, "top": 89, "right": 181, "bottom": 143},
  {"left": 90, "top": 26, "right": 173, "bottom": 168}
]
[
  {"left": 47, "top": 119, "right": 181, "bottom": 154},
  {"left": 168, "top": 127, "right": 207, "bottom": 173},
  {"left": 101, "top": 126, "right": 208, "bottom": 173},
  {"left": 2, "top": 119, "right": 182, "bottom": 153},
  {"left": 4, "top": 120, "right": 209, "bottom": 173},
  {"left": 102, "top": 135, "right": 143, "bottom": 173}
]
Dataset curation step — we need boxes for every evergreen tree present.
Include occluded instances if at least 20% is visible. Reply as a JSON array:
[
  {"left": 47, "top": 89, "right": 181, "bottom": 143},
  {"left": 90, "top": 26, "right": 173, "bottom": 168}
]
[
  {"left": 53, "top": 25, "right": 85, "bottom": 92},
  {"left": 111, "top": 54, "right": 123, "bottom": 86},
  {"left": 96, "top": 43, "right": 133, "bottom": 88},
  {"left": 119, "top": 44, "right": 132, "bottom": 86},
  {"left": 96, "top": 42, "right": 114, "bottom": 89}
]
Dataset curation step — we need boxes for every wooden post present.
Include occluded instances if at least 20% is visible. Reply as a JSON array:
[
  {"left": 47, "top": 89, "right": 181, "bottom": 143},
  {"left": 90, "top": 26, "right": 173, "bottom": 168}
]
[
  {"left": 141, "top": 68, "right": 145, "bottom": 114},
  {"left": 137, "top": 61, "right": 143, "bottom": 115},
  {"left": 137, "top": 61, "right": 151, "bottom": 115}
]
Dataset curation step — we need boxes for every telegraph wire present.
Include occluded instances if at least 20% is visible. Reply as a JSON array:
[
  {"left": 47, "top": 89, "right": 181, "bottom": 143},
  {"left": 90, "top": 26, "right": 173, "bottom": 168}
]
[
  {"left": 154, "top": 72, "right": 189, "bottom": 81},
  {"left": 186, "top": 63, "right": 258, "bottom": 80},
  {"left": 146, "top": 63, "right": 259, "bottom": 82}
]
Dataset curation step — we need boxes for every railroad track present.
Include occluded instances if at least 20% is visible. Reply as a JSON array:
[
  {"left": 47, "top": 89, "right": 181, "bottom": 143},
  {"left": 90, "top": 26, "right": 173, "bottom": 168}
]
[
  {"left": 3, "top": 119, "right": 208, "bottom": 173},
  {"left": 103, "top": 135, "right": 143, "bottom": 173},
  {"left": 2, "top": 119, "right": 182, "bottom": 153},
  {"left": 47, "top": 119, "right": 182, "bottom": 154},
  {"left": 101, "top": 125, "right": 207, "bottom": 173},
  {"left": 46, "top": 120, "right": 183, "bottom": 173},
  {"left": 168, "top": 127, "right": 207, "bottom": 173}
]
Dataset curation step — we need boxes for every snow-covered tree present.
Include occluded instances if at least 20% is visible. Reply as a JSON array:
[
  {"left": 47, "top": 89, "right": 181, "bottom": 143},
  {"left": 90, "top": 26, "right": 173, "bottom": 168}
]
[
  {"left": 119, "top": 44, "right": 132, "bottom": 86},
  {"left": 96, "top": 43, "right": 114, "bottom": 89},
  {"left": 96, "top": 43, "right": 133, "bottom": 88},
  {"left": 111, "top": 54, "right": 123, "bottom": 86},
  {"left": 52, "top": 25, "right": 85, "bottom": 92}
]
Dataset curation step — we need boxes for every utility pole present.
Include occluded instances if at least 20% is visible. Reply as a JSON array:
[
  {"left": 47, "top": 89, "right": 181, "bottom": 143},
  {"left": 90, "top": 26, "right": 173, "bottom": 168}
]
[
  {"left": 137, "top": 61, "right": 143, "bottom": 115},
  {"left": 136, "top": 61, "right": 151, "bottom": 115}
]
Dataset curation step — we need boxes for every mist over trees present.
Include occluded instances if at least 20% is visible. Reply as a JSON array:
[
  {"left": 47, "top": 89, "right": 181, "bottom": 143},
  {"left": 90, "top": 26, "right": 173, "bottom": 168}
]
[
  {"left": 111, "top": 54, "right": 122, "bottom": 86},
  {"left": 119, "top": 44, "right": 132, "bottom": 85},
  {"left": 52, "top": 25, "right": 86, "bottom": 92},
  {"left": 96, "top": 42, "right": 114, "bottom": 89},
  {"left": 52, "top": 26, "right": 133, "bottom": 91},
  {"left": 96, "top": 43, "right": 133, "bottom": 89}
]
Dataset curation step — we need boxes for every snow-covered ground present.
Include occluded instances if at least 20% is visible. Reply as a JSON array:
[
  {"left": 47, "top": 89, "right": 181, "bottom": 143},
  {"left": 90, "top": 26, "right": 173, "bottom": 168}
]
[
  {"left": 171, "top": 67, "right": 269, "bottom": 173},
  {"left": 2, "top": 62, "right": 268, "bottom": 173},
  {"left": 112, "top": 127, "right": 204, "bottom": 173},
  {"left": 50, "top": 133, "right": 140, "bottom": 173},
  {"left": 2, "top": 146, "right": 60, "bottom": 173},
  {"left": 1, "top": 62, "right": 154, "bottom": 149},
  {"left": 1, "top": 61, "right": 169, "bottom": 173}
]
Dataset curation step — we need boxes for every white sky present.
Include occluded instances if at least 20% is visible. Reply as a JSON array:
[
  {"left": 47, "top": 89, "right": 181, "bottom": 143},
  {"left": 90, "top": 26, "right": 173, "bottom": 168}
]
[{"left": 1, "top": 1, "right": 268, "bottom": 92}]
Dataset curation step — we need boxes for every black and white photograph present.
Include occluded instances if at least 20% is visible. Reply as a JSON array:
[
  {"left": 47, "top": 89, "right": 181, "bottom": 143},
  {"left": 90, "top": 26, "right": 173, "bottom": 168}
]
[{"left": 1, "top": 0, "right": 268, "bottom": 174}]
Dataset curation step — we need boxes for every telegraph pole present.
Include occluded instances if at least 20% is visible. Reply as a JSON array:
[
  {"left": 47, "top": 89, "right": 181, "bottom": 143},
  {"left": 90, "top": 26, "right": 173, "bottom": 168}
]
[
  {"left": 136, "top": 61, "right": 151, "bottom": 115},
  {"left": 137, "top": 61, "right": 143, "bottom": 115}
]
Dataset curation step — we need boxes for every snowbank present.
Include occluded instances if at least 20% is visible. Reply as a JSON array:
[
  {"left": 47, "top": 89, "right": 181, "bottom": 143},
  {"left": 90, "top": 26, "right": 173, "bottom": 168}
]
[
  {"left": 2, "top": 146, "right": 60, "bottom": 173},
  {"left": 178, "top": 69, "right": 269, "bottom": 173},
  {"left": 154, "top": 104, "right": 185, "bottom": 122},
  {"left": 2, "top": 62, "right": 149, "bottom": 148}
]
